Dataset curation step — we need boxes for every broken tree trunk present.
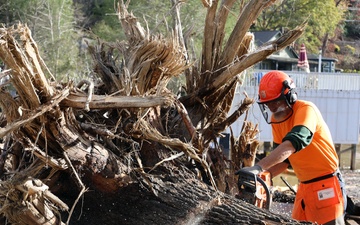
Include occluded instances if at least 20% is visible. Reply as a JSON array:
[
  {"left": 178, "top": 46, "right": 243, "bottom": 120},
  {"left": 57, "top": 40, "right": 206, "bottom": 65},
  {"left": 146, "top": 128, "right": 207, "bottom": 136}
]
[
  {"left": 0, "top": 0, "right": 311, "bottom": 224},
  {"left": 67, "top": 166, "right": 309, "bottom": 225}
]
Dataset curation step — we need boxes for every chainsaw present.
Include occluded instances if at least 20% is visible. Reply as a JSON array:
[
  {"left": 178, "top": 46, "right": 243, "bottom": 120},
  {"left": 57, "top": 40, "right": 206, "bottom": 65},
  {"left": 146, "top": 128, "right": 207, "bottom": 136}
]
[{"left": 235, "top": 169, "right": 272, "bottom": 210}]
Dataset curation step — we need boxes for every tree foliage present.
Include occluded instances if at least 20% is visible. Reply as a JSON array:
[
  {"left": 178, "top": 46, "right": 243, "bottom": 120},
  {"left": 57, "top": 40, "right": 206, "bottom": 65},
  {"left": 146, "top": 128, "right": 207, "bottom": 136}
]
[
  {"left": 344, "top": 0, "right": 360, "bottom": 38},
  {"left": 0, "top": 0, "right": 89, "bottom": 81},
  {"left": 252, "top": 0, "right": 346, "bottom": 53}
]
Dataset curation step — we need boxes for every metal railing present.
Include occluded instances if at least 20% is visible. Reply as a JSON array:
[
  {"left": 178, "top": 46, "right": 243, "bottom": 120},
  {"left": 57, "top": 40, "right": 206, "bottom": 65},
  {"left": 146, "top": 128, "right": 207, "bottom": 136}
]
[{"left": 240, "top": 70, "right": 360, "bottom": 91}]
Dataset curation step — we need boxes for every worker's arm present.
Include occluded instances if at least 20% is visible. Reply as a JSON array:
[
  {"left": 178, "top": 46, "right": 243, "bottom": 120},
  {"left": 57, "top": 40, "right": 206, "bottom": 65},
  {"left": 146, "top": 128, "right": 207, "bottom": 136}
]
[
  {"left": 256, "top": 140, "right": 295, "bottom": 171},
  {"left": 267, "top": 162, "right": 289, "bottom": 177},
  {"left": 237, "top": 140, "right": 295, "bottom": 175},
  {"left": 258, "top": 125, "right": 313, "bottom": 171},
  {"left": 236, "top": 125, "right": 313, "bottom": 175}
]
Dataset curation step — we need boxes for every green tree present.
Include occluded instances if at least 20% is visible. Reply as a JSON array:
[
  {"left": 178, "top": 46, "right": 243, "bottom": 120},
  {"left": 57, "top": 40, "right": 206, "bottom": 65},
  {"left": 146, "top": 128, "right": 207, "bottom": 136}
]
[
  {"left": 85, "top": 0, "right": 124, "bottom": 41},
  {"left": 0, "top": 0, "right": 89, "bottom": 81},
  {"left": 344, "top": 0, "right": 360, "bottom": 38},
  {"left": 0, "top": 0, "right": 30, "bottom": 25},
  {"left": 252, "top": 0, "right": 346, "bottom": 53},
  {"left": 29, "top": 0, "right": 88, "bottom": 81}
]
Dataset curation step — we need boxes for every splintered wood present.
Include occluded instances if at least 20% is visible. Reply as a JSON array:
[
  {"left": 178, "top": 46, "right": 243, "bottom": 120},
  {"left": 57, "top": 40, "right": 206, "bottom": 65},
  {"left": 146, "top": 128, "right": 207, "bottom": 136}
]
[{"left": 0, "top": 0, "right": 308, "bottom": 224}]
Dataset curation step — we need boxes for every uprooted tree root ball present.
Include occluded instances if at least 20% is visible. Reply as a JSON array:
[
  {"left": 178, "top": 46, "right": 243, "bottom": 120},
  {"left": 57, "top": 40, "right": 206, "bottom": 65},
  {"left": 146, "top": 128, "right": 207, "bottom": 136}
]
[{"left": 0, "top": 1, "right": 310, "bottom": 225}]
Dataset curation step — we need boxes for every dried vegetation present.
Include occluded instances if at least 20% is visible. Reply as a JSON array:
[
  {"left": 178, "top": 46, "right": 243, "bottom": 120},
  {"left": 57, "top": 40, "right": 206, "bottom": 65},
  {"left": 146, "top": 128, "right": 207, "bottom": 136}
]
[{"left": 0, "top": 0, "right": 307, "bottom": 224}]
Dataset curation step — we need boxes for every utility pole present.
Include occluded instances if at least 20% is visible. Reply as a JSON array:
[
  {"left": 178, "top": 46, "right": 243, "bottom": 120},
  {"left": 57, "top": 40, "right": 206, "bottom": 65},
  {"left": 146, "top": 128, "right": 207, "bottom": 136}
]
[{"left": 318, "top": 49, "right": 322, "bottom": 73}]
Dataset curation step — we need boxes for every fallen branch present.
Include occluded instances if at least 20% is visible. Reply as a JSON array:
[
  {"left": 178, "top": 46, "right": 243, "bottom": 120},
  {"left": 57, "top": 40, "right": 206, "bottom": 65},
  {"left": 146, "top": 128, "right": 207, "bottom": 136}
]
[
  {"left": 136, "top": 118, "right": 218, "bottom": 191},
  {"left": 61, "top": 93, "right": 172, "bottom": 109}
]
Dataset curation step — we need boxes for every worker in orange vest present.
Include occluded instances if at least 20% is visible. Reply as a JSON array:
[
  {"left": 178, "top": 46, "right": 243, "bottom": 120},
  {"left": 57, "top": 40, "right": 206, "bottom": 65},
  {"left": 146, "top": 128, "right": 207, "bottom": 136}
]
[{"left": 238, "top": 70, "right": 347, "bottom": 224}]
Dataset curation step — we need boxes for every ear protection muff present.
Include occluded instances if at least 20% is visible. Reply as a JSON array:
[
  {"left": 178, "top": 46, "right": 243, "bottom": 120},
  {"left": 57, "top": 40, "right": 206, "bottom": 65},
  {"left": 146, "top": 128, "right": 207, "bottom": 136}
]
[{"left": 282, "top": 80, "right": 297, "bottom": 105}]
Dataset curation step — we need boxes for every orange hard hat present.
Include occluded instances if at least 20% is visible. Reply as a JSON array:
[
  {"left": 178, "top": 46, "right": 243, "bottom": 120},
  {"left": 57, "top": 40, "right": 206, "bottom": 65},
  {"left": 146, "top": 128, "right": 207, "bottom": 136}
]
[{"left": 258, "top": 71, "right": 295, "bottom": 103}]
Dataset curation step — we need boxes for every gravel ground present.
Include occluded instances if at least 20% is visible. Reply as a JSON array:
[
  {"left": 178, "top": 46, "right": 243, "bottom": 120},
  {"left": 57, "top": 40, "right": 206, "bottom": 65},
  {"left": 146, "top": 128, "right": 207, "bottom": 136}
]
[{"left": 342, "top": 169, "right": 360, "bottom": 203}]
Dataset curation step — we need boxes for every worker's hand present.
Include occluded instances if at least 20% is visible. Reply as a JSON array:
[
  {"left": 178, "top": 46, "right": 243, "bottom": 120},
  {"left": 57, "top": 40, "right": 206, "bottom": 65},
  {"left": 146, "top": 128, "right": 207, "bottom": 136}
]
[{"left": 235, "top": 165, "right": 263, "bottom": 175}]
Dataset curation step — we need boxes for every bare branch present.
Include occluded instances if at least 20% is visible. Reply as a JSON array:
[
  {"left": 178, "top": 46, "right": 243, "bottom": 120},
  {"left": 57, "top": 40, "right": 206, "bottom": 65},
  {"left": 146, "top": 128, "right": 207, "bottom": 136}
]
[
  {"left": 220, "top": 0, "right": 276, "bottom": 66},
  {"left": 212, "top": 22, "right": 307, "bottom": 92},
  {"left": 61, "top": 93, "right": 172, "bottom": 109}
]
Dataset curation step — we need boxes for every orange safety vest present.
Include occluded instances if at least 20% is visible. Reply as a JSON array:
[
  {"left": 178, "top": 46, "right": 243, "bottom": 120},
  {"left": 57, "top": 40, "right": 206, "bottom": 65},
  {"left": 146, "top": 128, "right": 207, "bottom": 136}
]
[
  {"left": 272, "top": 100, "right": 345, "bottom": 224},
  {"left": 272, "top": 100, "right": 338, "bottom": 182}
]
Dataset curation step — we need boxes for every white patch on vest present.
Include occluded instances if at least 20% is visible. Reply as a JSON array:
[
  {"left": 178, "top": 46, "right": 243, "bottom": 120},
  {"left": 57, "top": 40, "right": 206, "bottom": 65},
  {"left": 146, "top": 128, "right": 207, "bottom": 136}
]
[{"left": 317, "top": 188, "right": 335, "bottom": 200}]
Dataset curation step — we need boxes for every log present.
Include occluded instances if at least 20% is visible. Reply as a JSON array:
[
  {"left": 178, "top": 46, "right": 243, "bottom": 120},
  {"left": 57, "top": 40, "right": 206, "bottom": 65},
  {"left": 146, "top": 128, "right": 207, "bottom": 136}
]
[{"left": 65, "top": 167, "right": 311, "bottom": 225}]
